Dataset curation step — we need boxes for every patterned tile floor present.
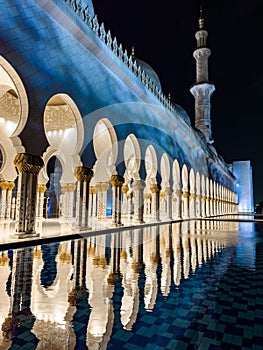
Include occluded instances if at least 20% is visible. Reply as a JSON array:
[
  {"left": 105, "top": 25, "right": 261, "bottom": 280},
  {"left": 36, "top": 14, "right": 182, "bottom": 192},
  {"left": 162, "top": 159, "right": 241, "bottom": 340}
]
[{"left": 0, "top": 219, "right": 262, "bottom": 349}]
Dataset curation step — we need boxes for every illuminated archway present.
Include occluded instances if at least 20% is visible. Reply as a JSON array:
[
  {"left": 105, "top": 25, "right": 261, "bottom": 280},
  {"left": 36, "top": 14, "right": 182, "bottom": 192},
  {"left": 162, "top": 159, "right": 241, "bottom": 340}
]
[
  {"left": 0, "top": 56, "right": 28, "bottom": 181},
  {"left": 172, "top": 159, "right": 181, "bottom": 219},
  {"left": 181, "top": 164, "right": 189, "bottom": 219}
]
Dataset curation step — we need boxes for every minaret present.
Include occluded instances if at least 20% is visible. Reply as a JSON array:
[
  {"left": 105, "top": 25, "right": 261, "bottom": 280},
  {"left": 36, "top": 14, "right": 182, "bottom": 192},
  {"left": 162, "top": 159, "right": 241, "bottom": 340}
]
[{"left": 190, "top": 6, "right": 215, "bottom": 144}]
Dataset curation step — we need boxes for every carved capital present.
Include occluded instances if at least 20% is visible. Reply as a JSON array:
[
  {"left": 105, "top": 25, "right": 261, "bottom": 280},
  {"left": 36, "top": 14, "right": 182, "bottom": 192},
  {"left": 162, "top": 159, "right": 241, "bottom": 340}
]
[
  {"left": 144, "top": 193, "right": 152, "bottom": 200},
  {"left": 165, "top": 187, "right": 172, "bottom": 195},
  {"left": 121, "top": 184, "right": 129, "bottom": 194},
  {"left": 38, "top": 184, "right": 46, "bottom": 193},
  {"left": 14, "top": 153, "right": 44, "bottom": 174},
  {"left": 150, "top": 184, "right": 161, "bottom": 193},
  {"left": 133, "top": 179, "right": 146, "bottom": 191},
  {"left": 90, "top": 186, "right": 96, "bottom": 194},
  {"left": 110, "top": 174, "right": 125, "bottom": 187},
  {"left": 0, "top": 181, "right": 9, "bottom": 191},
  {"left": 74, "top": 166, "right": 93, "bottom": 182},
  {"left": 95, "top": 182, "right": 109, "bottom": 192},
  {"left": 7, "top": 181, "right": 15, "bottom": 191},
  {"left": 182, "top": 191, "right": 189, "bottom": 198}
]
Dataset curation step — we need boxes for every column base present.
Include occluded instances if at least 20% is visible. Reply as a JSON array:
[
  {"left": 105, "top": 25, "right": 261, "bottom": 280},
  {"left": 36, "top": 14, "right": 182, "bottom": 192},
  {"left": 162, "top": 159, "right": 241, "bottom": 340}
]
[
  {"left": 75, "top": 226, "right": 92, "bottom": 232},
  {"left": 10, "top": 232, "right": 40, "bottom": 239},
  {"left": 133, "top": 219, "right": 145, "bottom": 225},
  {"left": 110, "top": 222, "right": 124, "bottom": 227}
]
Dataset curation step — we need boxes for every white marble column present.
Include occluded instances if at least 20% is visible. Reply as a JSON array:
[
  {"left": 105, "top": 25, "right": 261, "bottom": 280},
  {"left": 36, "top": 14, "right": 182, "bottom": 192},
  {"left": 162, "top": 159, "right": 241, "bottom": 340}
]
[
  {"left": 12, "top": 153, "right": 44, "bottom": 237},
  {"left": 165, "top": 187, "right": 172, "bottom": 220},
  {"left": 75, "top": 166, "right": 93, "bottom": 229},
  {"left": 5, "top": 182, "right": 15, "bottom": 220},
  {"left": 150, "top": 184, "right": 161, "bottom": 222},
  {"left": 96, "top": 182, "right": 109, "bottom": 220},
  {"left": 36, "top": 184, "right": 46, "bottom": 219},
  {"left": 0, "top": 181, "right": 9, "bottom": 219},
  {"left": 110, "top": 174, "right": 125, "bottom": 227},
  {"left": 133, "top": 179, "right": 145, "bottom": 224},
  {"left": 182, "top": 190, "right": 189, "bottom": 219},
  {"left": 173, "top": 189, "right": 181, "bottom": 220}
]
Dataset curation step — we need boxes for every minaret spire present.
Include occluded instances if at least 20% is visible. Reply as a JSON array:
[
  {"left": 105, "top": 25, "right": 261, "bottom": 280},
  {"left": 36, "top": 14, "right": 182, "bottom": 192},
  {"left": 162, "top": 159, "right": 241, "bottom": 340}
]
[
  {"left": 190, "top": 5, "right": 215, "bottom": 144},
  {"left": 199, "top": 5, "right": 204, "bottom": 29}
]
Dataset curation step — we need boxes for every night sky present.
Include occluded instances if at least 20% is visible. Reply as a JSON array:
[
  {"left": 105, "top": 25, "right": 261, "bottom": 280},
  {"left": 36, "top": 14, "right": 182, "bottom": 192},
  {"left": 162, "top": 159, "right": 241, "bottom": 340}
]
[{"left": 93, "top": 0, "right": 263, "bottom": 204}]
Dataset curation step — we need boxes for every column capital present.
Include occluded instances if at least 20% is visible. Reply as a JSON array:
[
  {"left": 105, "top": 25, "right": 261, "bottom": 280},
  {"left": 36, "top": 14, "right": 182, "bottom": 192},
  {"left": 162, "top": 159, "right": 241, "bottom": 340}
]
[
  {"left": 150, "top": 184, "right": 161, "bottom": 193},
  {"left": 182, "top": 191, "right": 189, "bottom": 198},
  {"left": 74, "top": 166, "right": 93, "bottom": 182},
  {"left": 110, "top": 174, "right": 125, "bottom": 187},
  {"left": 90, "top": 185, "right": 96, "bottom": 194},
  {"left": 95, "top": 182, "right": 109, "bottom": 192},
  {"left": 14, "top": 153, "right": 44, "bottom": 174},
  {"left": 38, "top": 184, "right": 47, "bottom": 193},
  {"left": 7, "top": 181, "right": 15, "bottom": 191},
  {"left": 133, "top": 179, "right": 146, "bottom": 191},
  {"left": 61, "top": 183, "right": 76, "bottom": 193},
  {"left": 121, "top": 184, "right": 129, "bottom": 193},
  {"left": 0, "top": 181, "right": 9, "bottom": 190}
]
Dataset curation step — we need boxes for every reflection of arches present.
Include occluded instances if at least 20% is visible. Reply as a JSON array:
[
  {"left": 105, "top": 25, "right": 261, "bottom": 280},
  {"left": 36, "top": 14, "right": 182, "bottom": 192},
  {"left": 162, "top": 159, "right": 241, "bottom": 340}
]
[
  {"left": 123, "top": 134, "right": 141, "bottom": 180},
  {"left": 93, "top": 118, "right": 118, "bottom": 182}
]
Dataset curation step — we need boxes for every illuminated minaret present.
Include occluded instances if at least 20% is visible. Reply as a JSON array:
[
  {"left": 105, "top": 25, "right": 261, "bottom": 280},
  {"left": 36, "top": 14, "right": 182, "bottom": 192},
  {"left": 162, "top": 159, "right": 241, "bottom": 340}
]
[{"left": 190, "top": 6, "right": 215, "bottom": 144}]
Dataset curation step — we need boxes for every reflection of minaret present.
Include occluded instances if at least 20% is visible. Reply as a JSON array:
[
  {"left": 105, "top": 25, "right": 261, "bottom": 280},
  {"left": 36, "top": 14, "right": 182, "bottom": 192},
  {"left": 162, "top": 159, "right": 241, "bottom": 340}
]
[
  {"left": 190, "top": 6, "right": 215, "bottom": 144},
  {"left": 1, "top": 248, "right": 38, "bottom": 348}
]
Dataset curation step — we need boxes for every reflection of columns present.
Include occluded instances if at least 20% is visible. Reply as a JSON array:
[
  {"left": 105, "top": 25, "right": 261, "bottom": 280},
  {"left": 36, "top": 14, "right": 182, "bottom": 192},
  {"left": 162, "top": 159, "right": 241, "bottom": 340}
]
[
  {"left": 96, "top": 182, "right": 109, "bottom": 220},
  {"left": 150, "top": 184, "right": 161, "bottom": 222},
  {"left": 173, "top": 189, "right": 181, "bottom": 219},
  {"left": 165, "top": 187, "right": 172, "bottom": 220},
  {"left": 75, "top": 166, "right": 93, "bottom": 229},
  {"left": 133, "top": 179, "right": 145, "bottom": 224},
  {"left": 2, "top": 248, "right": 35, "bottom": 342},
  {"left": 36, "top": 184, "right": 46, "bottom": 219},
  {"left": 13, "top": 153, "right": 44, "bottom": 236},
  {"left": 110, "top": 174, "right": 124, "bottom": 226},
  {"left": 61, "top": 183, "right": 76, "bottom": 220}
]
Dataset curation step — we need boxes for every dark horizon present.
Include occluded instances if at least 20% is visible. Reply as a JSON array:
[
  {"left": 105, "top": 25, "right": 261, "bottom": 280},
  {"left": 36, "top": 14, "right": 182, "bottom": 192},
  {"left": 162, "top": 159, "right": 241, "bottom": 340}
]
[{"left": 93, "top": 0, "right": 263, "bottom": 204}]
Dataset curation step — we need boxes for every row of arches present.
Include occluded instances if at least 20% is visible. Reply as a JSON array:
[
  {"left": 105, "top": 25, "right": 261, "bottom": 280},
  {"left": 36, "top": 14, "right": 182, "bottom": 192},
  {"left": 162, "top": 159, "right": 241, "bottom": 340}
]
[{"left": 0, "top": 56, "right": 237, "bottom": 235}]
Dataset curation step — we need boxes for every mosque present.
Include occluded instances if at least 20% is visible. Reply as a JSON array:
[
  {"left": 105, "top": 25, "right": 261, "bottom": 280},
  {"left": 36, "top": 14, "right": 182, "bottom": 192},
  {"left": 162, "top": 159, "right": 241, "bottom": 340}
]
[{"left": 0, "top": 0, "right": 254, "bottom": 237}]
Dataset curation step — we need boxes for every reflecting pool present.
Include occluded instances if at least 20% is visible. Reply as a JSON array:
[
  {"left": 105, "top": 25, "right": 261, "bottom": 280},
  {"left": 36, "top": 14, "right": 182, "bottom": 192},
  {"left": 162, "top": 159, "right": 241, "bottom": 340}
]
[{"left": 0, "top": 220, "right": 262, "bottom": 349}]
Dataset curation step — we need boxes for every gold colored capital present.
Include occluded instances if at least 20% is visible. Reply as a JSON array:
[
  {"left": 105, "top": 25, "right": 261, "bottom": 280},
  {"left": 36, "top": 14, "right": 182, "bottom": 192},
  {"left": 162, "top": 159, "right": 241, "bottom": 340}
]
[
  {"left": 74, "top": 166, "right": 93, "bottom": 182},
  {"left": 90, "top": 186, "right": 96, "bottom": 194},
  {"left": 150, "top": 184, "right": 161, "bottom": 193},
  {"left": 133, "top": 179, "right": 146, "bottom": 191},
  {"left": 110, "top": 174, "right": 125, "bottom": 187},
  {"left": 182, "top": 191, "right": 189, "bottom": 198},
  {"left": 14, "top": 153, "right": 44, "bottom": 174},
  {"left": 95, "top": 182, "right": 109, "bottom": 192},
  {"left": 0, "top": 181, "right": 9, "bottom": 191},
  {"left": 121, "top": 184, "right": 129, "bottom": 194},
  {"left": 38, "top": 184, "right": 46, "bottom": 193},
  {"left": 7, "top": 182, "right": 15, "bottom": 191}
]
